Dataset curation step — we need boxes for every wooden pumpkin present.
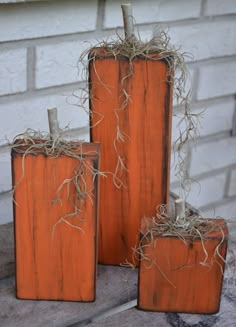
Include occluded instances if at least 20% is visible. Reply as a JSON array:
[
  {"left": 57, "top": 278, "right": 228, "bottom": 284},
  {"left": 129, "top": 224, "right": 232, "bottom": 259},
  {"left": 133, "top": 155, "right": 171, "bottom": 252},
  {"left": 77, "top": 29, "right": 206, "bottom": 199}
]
[{"left": 12, "top": 140, "right": 99, "bottom": 301}]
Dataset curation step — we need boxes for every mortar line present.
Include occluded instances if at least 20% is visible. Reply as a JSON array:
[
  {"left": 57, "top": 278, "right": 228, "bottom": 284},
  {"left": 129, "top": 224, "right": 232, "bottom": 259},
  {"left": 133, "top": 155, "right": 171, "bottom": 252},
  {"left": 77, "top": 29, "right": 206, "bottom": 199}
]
[
  {"left": 224, "top": 169, "right": 232, "bottom": 198},
  {"left": 27, "top": 46, "right": 36, "bottom": 91},
  {"left": 96, "top": 0, "right": 106, "bottom": 31},
  {"left": 200, "top": 0, "right": 206, "bottom": 17},
  {"left": 189, "top": 66, "right": 199, "bottom": 102},
  {"left": 0, "top": 81, "right": 86, "bottom": 104}
]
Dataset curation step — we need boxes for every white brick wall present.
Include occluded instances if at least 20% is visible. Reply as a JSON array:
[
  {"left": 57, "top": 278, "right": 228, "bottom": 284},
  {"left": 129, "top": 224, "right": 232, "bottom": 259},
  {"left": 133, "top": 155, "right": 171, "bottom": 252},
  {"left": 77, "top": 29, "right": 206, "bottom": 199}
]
[
  {"left": 104, "top": 0, "right": 201, "bottom": 28},
  {"left": 0, "top": 0, "right": 236, "bottom": 223},
  {"left": 0, "top": 92, "right": 89, "bottom": 146},
  {"left": 185, "top": 173, "right": 226, "bottom": 208},
  {"left": 169, "top": 20, "right": 236, "bottom": 62},
  {"left": 205, "top": 0, "right": 236, "bottom": 16},
  {"left": 171, "top": 173, "right": 227, "bottom": 208},
  {"left": 190, "top": 137, "right": 236, "bottom": 176},
  {"left": 36, "top": 21, "right": 236, "bottom": 90},
  {"left": 197, "top": 60, "right": 236, "bottom": 100},
  {"left": 192, "top": 99, "right": 235, "bottom": 137},
  {"left": 36, "top": 40, "right": 95, "bottom": 88},
  {"left": 201, "top": 200, "right": 236, "bottom": 220},
  {"left": 0, "top": 49, "right": 27, "bottom": 96},
  {"left": 0, "top": 0, "right": 97, "bottom": 42}
]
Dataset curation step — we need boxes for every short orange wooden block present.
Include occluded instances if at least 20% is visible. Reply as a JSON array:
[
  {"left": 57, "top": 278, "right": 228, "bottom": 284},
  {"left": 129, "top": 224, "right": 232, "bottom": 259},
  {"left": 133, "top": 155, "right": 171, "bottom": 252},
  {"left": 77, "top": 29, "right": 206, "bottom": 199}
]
[
  {"left": 138, "top": 219, "right": 228, "bottom": 313},
  {"left": 89, "top": 49, "right": 173, "bottom": 265},
  {"left": 12, "top": 140, "right": 99, "bottom": 301}
]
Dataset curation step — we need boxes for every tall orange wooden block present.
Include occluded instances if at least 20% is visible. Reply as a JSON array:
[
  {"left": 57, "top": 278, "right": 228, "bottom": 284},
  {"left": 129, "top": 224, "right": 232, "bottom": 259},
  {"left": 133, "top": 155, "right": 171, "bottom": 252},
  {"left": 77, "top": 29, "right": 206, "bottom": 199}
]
[
  {"left": 89, "top": 49, "right": 173, "bottom": 265},
  {"left": 138, "top": 219, "right": 228, "bottom": 313},
  {"left": 12, "top": 140, "right": 99, "bottom": 301}
]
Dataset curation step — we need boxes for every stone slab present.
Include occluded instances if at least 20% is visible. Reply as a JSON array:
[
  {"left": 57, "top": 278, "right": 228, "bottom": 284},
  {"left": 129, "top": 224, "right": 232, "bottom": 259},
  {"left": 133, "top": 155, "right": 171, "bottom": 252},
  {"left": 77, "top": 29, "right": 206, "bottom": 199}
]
[
  {"left": 0, "top": 223, "right": 15, "bottom": 279},
  {"left": 0, "top": 265, "right": 137, "bottom": 327}
]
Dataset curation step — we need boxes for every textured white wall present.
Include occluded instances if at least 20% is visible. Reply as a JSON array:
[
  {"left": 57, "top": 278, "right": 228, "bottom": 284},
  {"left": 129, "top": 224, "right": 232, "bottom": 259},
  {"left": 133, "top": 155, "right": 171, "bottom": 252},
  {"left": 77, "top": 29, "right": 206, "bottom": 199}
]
[{"left": 0, "top": 0, "right": 236, "bottom": 224}]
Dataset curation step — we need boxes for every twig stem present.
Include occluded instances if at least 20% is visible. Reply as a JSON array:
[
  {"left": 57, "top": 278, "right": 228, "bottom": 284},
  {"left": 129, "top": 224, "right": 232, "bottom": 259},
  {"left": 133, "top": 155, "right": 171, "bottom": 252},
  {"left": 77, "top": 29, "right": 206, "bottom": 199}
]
[
  {"left": 121, "top": 4, "right": 136, "bottom": 41},
  {"left": 47, "top": 107, "right": 60, "bottom": 140}
]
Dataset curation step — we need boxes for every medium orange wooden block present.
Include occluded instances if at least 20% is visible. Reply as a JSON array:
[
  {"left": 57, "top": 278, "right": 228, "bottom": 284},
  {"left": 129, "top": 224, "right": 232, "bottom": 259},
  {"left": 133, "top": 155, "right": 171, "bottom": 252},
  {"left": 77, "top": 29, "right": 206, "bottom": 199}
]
[
  {"left": 138, "top": 219, "right": 228, "bottom": 313},
  {"left": 12, "top": 140, "right": 99, "bottom": 301},
  {"left": 89, "top": 49, "right": 173, "bottom": 265}
]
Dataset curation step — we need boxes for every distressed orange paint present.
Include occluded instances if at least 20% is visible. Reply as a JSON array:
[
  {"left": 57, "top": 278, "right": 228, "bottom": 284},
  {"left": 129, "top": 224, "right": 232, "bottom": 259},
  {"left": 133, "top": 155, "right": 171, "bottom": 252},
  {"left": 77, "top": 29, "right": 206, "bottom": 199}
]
[
  {"left": 89, "top": 49, "right": 173, "bottom": 265},
  {"left": 138, "top": 218, "right": 228, "bottom": 313},
  {"left": 12, "top": 140, "right": 99, "bottom": 301}
]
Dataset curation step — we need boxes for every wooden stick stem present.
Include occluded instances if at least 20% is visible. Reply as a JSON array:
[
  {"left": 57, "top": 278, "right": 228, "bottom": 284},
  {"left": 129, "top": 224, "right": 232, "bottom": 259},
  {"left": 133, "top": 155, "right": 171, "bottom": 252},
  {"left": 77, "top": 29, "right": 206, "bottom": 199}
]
[
  {"left": 47, "top": 107, "right": 60, "bottom": 140},
  {"left": 121, "top": 4, "right": 136, "bottom": 41}
]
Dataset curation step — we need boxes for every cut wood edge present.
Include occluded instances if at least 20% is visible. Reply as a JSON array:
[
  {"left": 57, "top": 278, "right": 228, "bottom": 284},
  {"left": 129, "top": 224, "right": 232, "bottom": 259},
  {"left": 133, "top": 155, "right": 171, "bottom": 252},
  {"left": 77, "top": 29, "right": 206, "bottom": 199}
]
[{"left": 175, "top": 198, "right": 185, "bottom": 220}]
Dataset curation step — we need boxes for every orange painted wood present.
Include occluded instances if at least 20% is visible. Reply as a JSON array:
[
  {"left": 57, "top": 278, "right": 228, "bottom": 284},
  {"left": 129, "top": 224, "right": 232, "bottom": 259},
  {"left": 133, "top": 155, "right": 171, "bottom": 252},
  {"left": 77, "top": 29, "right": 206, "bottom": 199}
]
[
  {"left": 138, "top": 219, "right": 228, "bottom": 313},
  {"left": 89, "top": 49, "right": 173, "bottom": 265},
  {"left": 12, "top": 140, "right": 99, "bottom": 301}
]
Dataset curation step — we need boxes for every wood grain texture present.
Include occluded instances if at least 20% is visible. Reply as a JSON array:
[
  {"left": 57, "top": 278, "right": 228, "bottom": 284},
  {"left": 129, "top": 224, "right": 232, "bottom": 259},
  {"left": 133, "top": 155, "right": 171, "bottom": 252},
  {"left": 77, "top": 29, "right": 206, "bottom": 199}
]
[
  {"left": 12, "top": 142, "right": 99, "bottom": 301},
  {"left": 89, "top": 50, "right": 173, "bottom": 265},
  {"left": 0, "top": 194, "right": 196, "bottom": 281},
  {"left": 138, "top": 219, "right": 228, "bottom": 313}
]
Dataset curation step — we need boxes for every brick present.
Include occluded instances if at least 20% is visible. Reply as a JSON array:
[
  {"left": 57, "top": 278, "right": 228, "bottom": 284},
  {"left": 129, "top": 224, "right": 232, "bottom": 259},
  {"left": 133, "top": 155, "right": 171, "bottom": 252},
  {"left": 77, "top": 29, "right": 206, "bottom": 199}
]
[
  {"left": 180, "top": 173, "right": 226, "bottom": 208},
  {"left": 190, "top": 137, "right": 236, "bottom": 176},
  {"left": 193, "top": 99, "right": 235, "bottom": 137},
  {"left": 104, "top": 0, "right": 201, "bottom": 28},
  {"left": 172, "top": 98, "right": 235, "bottom": 142},
  {"left": 36, "top": 40, "right": 96, "bottom": 88},
  {"left": 0, "top": 192, "right": 13, "bottom": 225},
  {"left": 200, "top": 201, "right": 236, "bottom": 243},
  {"left": 0, "top": 150, "right": 11, "bottom": 193},
  {"left": 197, "top": 61, "right": 236, "bottom": 100},
  {"left": 0, "top": 49, "right": 27, "bottom": 96},
  {"left": 0, "top": 0, "right": 97, "bottom": 42},
  {"left": 168, "top": 20, "right": 236, "bottom": 62},
  {"left": 205, "top": 0, "right": 236, "bottom": 16},
  {"left": 0, "top": 91, "right": 89, "bottom": 146},
  {"left": 228, "top": 168, "right": 236, "bottom": 197},
  {"left": 201, "top": 201, "right": 236, "bottom": 220}
]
